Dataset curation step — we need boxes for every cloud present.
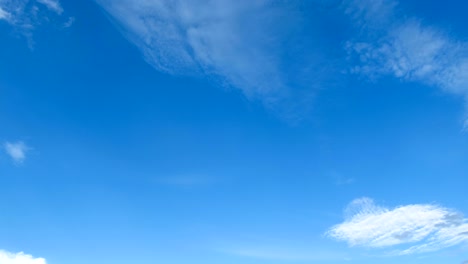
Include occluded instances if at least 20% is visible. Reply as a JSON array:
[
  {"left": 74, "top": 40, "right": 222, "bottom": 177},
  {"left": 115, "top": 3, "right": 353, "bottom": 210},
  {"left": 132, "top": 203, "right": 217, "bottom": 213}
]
[
  {"left": 96, "top": 0, "right": 286, "bottom": 101},
  {"left": 95, "top": 0, "right": 334, "bottom": 117},
  {"left": 327, "top": 197, "right": 468, "bottom": 255},
  {"left": 97, "top": 0, "right": 468, "bottom": 121},
  {"left": 0, "top": 250, "right": 46, "bottom": 264},
  {"left": 344, "top": 0, "right": 468, "bottom": 99},
  {"left": 4, "top": 141, "right": 29, "bottom": 164},
  {"left": 37, "top": 0, "right": 63, "bottom": 15},
  {"left": 0, "top": 0, "right": 69, "bottom": 45},
  {"left": 0, "top": 6, "right": 10, "bottom": 21}
]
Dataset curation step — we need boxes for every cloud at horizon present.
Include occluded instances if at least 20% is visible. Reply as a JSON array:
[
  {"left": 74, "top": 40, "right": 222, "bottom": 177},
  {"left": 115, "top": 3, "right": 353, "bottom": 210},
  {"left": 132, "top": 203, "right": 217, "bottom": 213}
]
[{"left": 0, "top": 250, "right": 46, "bottom": 264}]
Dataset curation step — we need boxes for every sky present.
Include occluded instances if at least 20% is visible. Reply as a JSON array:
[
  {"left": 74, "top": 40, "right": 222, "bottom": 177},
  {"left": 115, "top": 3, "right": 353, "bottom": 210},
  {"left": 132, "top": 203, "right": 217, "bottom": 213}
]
[{"left": 0, "top": 0, "right": 468, "bottom": 263}]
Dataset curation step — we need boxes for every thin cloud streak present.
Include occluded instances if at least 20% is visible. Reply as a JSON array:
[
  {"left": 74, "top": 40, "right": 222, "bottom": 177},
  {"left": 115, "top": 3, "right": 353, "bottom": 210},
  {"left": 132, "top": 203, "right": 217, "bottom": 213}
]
[{"left": 37, "top": 0, "right": 63, "bottom": 15}]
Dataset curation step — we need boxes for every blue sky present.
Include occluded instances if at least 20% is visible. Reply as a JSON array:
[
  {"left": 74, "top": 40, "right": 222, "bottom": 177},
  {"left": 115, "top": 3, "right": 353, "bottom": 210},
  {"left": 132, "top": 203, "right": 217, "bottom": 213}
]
[{"left": 1, "top": 0, "right": 468, "bottom": 263}]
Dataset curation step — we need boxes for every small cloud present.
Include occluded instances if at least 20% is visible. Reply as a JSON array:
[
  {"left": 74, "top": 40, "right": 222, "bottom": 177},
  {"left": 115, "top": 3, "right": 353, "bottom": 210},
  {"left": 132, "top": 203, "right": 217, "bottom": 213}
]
[
  {"left": 37, "top": 0, "right": 63, "bottom": 15},
  {"left": 336, "top": 178, "right": 355, "bottom": 185},
  {"left": 4, "top": 141, "right": 30, "bottom": 164},
  {"left": 330, "top": 171, "right": 355, "bottom": 185},
  {"left": 0, "top": 249, "right": 46, "bottom": 264},
  {"left": 463, "top": 118, "right": 468, "bottom": 133},
  {"left": 0, "top": 7, "right": 11, "bottom": 21},
  {"left": 62, "top": 16, "right": 74, "bottom": 28},
  {"left": 327, "top": 197, "right": 468, "bottom": 255}
]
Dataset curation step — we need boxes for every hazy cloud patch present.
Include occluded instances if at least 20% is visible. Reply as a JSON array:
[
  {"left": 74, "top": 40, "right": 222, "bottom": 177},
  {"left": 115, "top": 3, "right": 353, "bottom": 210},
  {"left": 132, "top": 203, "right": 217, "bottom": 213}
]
[{"left": 4, "top": 141, "right": 30, "bottom": 164}]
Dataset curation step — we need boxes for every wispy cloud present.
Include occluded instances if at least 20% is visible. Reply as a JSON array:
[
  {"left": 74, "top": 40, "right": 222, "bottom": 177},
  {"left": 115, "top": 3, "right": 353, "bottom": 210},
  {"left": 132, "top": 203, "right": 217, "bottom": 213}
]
[
  {"left": 0, "top": 249, "right": 46, "bottom": 264},
  {"left": 97, "top": 0, "right": 468, "bottom": 122},
  {"left": 0, "top": 0, "right": 69, "bottom": 46},
  {"left": 344, "top": 0, "right": 468, "bottom": 99},
  {"left": 327, "top": 197, "right": 468, "bottom": 255},
  {"left": 37, "top": 0, "right": 63, "bottom": 15},
  {"left": 95, "top": 0, "right": 335, "bottom": 118},
  {"left": 4, "top": 141, "right": 30, "bottom": 164},
  {"left": 0, "top": 6, "right": 10, "bottom": 21},
  {"left": 96, "top": 0, "right": 286, "bottom": 101},
  {"left": 330, "top": 171, "right": 355, "bottom": 186}
]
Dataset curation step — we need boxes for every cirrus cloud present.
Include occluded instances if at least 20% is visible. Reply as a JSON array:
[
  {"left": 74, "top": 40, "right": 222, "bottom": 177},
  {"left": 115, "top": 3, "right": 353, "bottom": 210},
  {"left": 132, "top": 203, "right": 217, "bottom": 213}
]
[
  {"left": 344, "top": 0, "right": 468, "bottom": 98},
  {"left": 95, "top": 0, "right": 286, "bottom": 100},
  {"left": 0, "top": 0, "right": 70, "bottom": 46},
  {"left": 94, "top": 0, "right": 338, "bottom": 119}
]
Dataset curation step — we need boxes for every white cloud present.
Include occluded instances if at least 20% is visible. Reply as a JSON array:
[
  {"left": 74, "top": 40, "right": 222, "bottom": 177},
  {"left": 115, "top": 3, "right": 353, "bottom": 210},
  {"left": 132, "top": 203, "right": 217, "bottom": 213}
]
[
  {"left": 0, "top": 250, "right": 46, "bottom": 264},
  {"left": 96, "top": 0, "right": 468, "bottom": 120},
  {"left": 96, "top": 0, "right": 291, "bottom": 102},
  {"left": 37, "top": 0, "right": 63, "bottom": 15},
  {"left": 4, "top": 141, "right": 29, "bottom": 164},
  {"left": 95, "top": 0, "right": 330, "bottom": 115},
  {"left": 327, "top": 197, "right": 468, "bottom": 255},
  {"left": 345, "top": 0, "right": 468, "bottom": 102}
]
